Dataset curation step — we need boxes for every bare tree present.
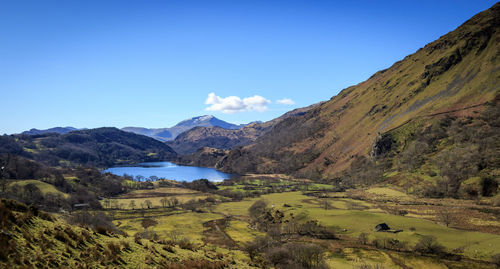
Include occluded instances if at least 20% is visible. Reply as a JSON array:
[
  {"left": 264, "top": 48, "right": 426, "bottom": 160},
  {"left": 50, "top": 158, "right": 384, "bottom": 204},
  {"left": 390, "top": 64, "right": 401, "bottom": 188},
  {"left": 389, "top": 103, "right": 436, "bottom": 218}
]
[
  {"left": 145, "top": 199, "right": 153, "bottom": 209},
  {"left": 160, "top": 197, "right": 168, "bottom": 208},
  {"left": 172, "top": 197, "right": 179, "bottom": 207},
  {"left": 321, "top": 199, "right": 330, "bottom": 210},
  {"left": 103, "top": 199, "right": 111, "bottom": 209},
  {"left": 358, "top": 232, "right": 369, "bottom": 245},
  {"left": 437, "top": 208, "right": 455, "bottom": 227}
]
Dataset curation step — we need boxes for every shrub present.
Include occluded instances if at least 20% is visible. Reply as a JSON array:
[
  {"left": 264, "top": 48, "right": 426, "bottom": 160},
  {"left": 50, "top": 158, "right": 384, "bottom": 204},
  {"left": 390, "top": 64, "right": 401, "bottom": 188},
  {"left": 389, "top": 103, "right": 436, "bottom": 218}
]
[
  {"left": 141, "top": 218, "right": 158, "bottom": 230},
  {"left": 413, "top": 235, "right": 445, "bottom": 255},
  {"left": 177, "top": 238, "right": 197, "bottom": 251},
  {"left": 287, "top": 243, "right": 327, "bottom": 269},
  {"left": 249, "top": 200, "right": 268, "bottom": 220},
  {"left": 134, "top": 234, "right": 142, "bottom": 245},
  {"left": 135, "top": 230, "right": 159, "bottom": 241},
  {"left": 491, "top": 253, "right": 500, "bottom": 267},
  {"left": 266, "top": 246, "right": 290, "bottom": 267},
  {"left": 162, "top": 244, "right": 175, "bottom": 253},
  {"left": 96, "top": 225, "right": 110, "bottom": 235},
  {"left": 54, "top": 229, "right": 71, "bottom": 244},
  {"left": 358, "top": 233, "right": 369, "bottom": 245},
  {"left": 121, "top": 240, "right": 131, "bottom": 251},
  {"left": 384, "top": 238, "right": 407, "bottom": 251},
  {"left": 298, "top": 220, "right": 336, "bottom": 239},
  {"left": 480, "top": 176, "right": 498, "bottom": 197},
  {"left": 244, "top": 236, "right": 273, "bottom": 261}
]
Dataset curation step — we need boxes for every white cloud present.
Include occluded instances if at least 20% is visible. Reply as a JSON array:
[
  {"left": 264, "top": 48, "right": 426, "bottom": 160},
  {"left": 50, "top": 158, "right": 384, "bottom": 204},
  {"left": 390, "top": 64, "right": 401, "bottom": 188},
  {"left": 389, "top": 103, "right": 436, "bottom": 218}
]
[
  {"left": 205, "top": 92, "right": 271, "bottom": 113},
  {"left": 276, "top": 98, "right": 295, "bottom": 105}
]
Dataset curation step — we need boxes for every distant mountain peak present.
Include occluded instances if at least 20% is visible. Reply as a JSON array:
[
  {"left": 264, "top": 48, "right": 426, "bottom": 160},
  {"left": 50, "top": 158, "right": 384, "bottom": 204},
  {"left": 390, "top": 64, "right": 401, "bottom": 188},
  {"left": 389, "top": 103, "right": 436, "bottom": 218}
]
[
  {"left": 122, "top": 115, "right": 244, "bottom": 141},
  {"left": 176, "top": 115, "right": 216, "bottom": 126}
]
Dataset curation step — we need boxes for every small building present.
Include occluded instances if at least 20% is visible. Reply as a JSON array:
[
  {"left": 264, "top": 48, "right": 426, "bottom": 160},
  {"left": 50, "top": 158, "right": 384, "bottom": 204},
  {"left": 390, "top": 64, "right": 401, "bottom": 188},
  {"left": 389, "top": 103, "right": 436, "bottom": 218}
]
[{"left": 375, "top": 223, "right": 390, "bottom": 232}]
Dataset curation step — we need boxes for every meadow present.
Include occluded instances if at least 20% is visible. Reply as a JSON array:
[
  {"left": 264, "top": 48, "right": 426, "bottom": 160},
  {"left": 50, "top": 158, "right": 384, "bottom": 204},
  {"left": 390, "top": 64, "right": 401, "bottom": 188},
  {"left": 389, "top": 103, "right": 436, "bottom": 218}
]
[{"left": 101, "top": 176, "right": 500, "bottom": 268}]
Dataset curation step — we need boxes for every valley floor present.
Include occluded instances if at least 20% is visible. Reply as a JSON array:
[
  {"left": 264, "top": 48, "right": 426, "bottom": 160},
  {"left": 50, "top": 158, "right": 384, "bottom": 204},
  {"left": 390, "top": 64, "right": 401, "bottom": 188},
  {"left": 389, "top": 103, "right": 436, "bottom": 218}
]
[{"left": 100, "top": 175, "right": 500, "bottom": 268}]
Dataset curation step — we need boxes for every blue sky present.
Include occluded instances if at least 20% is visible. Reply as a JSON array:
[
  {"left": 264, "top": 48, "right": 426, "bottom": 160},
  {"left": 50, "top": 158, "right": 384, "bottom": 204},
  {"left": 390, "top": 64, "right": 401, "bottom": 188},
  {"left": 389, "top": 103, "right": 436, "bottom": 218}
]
[{"left": 0, "top": 0, "right": 497, "bottom": 134}]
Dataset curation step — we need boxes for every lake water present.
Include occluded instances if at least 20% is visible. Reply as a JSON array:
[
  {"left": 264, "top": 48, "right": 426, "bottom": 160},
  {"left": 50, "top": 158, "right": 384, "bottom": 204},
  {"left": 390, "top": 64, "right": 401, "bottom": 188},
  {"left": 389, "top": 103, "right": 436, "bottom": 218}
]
[{"left": 103, "top": 162, "right": 234, "bottom": 182}]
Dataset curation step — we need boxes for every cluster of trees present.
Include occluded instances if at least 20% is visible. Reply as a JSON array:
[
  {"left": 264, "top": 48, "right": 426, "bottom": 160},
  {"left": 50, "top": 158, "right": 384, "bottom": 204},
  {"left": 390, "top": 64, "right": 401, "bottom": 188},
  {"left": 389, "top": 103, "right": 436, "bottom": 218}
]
[
  {"left": 181, "top": 179, "right": 218, "bottom": 192},
  {"left": 0, "top": 155, "right": 133, "bottom": 212},
  {"left": 244, "top": 200, "right": 334, "bottom": 268},
  {"left": 413, "top": 103, "right": 500, "bottom": 198},
  {"left": 67, "top": 211, "right": 120, "bottom": 235}
]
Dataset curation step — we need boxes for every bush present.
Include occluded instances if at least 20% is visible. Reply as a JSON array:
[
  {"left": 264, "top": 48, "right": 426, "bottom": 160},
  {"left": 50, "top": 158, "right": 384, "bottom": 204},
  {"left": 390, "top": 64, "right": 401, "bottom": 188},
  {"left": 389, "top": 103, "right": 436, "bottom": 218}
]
[
  {"left": 249, "top": 200, "right": 268, "bottom": 220},
  {"left": 398, "top": 210, "right": 408, "bottom": 216},
  {"left": 491, "top": 253, "right": 500, "bottom": 267},
  {"left": 413, "top": 236, "right": 445, "bottom": 255},
  {"left": 262, "top": 242, "right": 328, "bottom": 269},
  {"left": 287, "top": 243, "right": 328, "bottom": 269},
  {"left": 244, "top": 236, "right": 274, "bottom": 261},
  {"left": 135, "top": 230, "right": 159, "bottom": 241},
  {"left": 298, "top": 221, "right": 336, "bottom": 239},
  {"left": 480, "top": 176, "right": 498, "bottom": 197},
  {"left": 54, "top": 229, "right": 71, "bottom": 244},
  {"left": 177, "top": 238, "right": 197, "bottom": 251},
  {"left": 358, "top": 233, "right": 369, "bottom": 245},
  {"left": 162, "top": 244, "right": 175, "bottom": 253},
  {"left": 107, "top": 242, "right": 121, "bottom": 256},
  {"left": 266, "top": 246, "right": 290, "bottom": 267},
  {"left": 141, "top": 218, "right": 158, "bottom": 230}
]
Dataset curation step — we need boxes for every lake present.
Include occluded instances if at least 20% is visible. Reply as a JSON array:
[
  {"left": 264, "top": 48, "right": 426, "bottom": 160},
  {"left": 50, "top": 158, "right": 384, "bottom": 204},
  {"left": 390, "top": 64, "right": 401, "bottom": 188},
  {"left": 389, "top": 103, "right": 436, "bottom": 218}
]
[{"left": 103, "top": 162, "right": 235, "bottom": 182}]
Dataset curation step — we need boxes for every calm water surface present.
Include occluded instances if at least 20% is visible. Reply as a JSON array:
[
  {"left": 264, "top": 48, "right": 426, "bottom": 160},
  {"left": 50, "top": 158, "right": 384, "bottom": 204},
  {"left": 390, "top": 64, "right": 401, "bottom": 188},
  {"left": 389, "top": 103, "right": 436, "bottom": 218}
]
[{"left": 104, "top": 162, "right": 234, "bottom": 182}]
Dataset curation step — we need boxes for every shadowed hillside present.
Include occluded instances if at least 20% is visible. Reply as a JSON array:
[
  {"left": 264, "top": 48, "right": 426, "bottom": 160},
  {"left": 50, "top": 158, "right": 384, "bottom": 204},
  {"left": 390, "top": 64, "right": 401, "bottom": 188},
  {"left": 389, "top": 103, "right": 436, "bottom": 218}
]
[{"left": 0, "top": 127, "right": 177, "bottom": 167}]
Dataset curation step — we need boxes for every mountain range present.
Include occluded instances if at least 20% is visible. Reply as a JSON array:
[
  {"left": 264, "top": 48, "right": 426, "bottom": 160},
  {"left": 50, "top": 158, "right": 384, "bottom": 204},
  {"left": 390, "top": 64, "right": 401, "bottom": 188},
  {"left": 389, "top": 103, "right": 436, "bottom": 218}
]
[
  {"left": 21, "top": 127, "right": 79, "bottom": 135},
  {"left": 169, "top": 102, "right": 323, "bottom": 156},
  {"left": 121, "top": 115, "right": 244, "bottom": 141}
]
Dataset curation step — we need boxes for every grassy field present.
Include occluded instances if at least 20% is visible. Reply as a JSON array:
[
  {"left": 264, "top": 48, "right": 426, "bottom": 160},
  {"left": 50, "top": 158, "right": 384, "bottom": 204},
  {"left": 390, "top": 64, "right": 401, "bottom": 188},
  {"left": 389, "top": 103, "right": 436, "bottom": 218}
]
[
  {"left": 9, "top": 179, "right": 69, "bottom": 198},
  {"left": 83, "top": 179, "right": 500, "bottom": 268},
  {"left": 103, "top": 187, "right": 215, "bottom": 209},
  {"left": 225, "top": 219, "right": 265, "bottom": 244},
  {"left": 116, "top": 211, "right": 221, "bottom": 243},
  {"left": 215, "top": 191, "right": 500, "bottom": 261}
]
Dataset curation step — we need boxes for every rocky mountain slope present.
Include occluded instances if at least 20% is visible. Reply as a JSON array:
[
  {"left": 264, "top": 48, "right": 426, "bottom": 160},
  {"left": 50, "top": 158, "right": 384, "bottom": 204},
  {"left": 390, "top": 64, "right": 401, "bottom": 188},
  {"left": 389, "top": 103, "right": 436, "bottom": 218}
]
[
  {"left": 216, "top": 3, "right": 500, "bottom": 179},
  {"left": 122, "top": 115, "right": 243, "bottom": 141},
  {"left": 167, "top": 126, "right": 259, "bottom": 155}
]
